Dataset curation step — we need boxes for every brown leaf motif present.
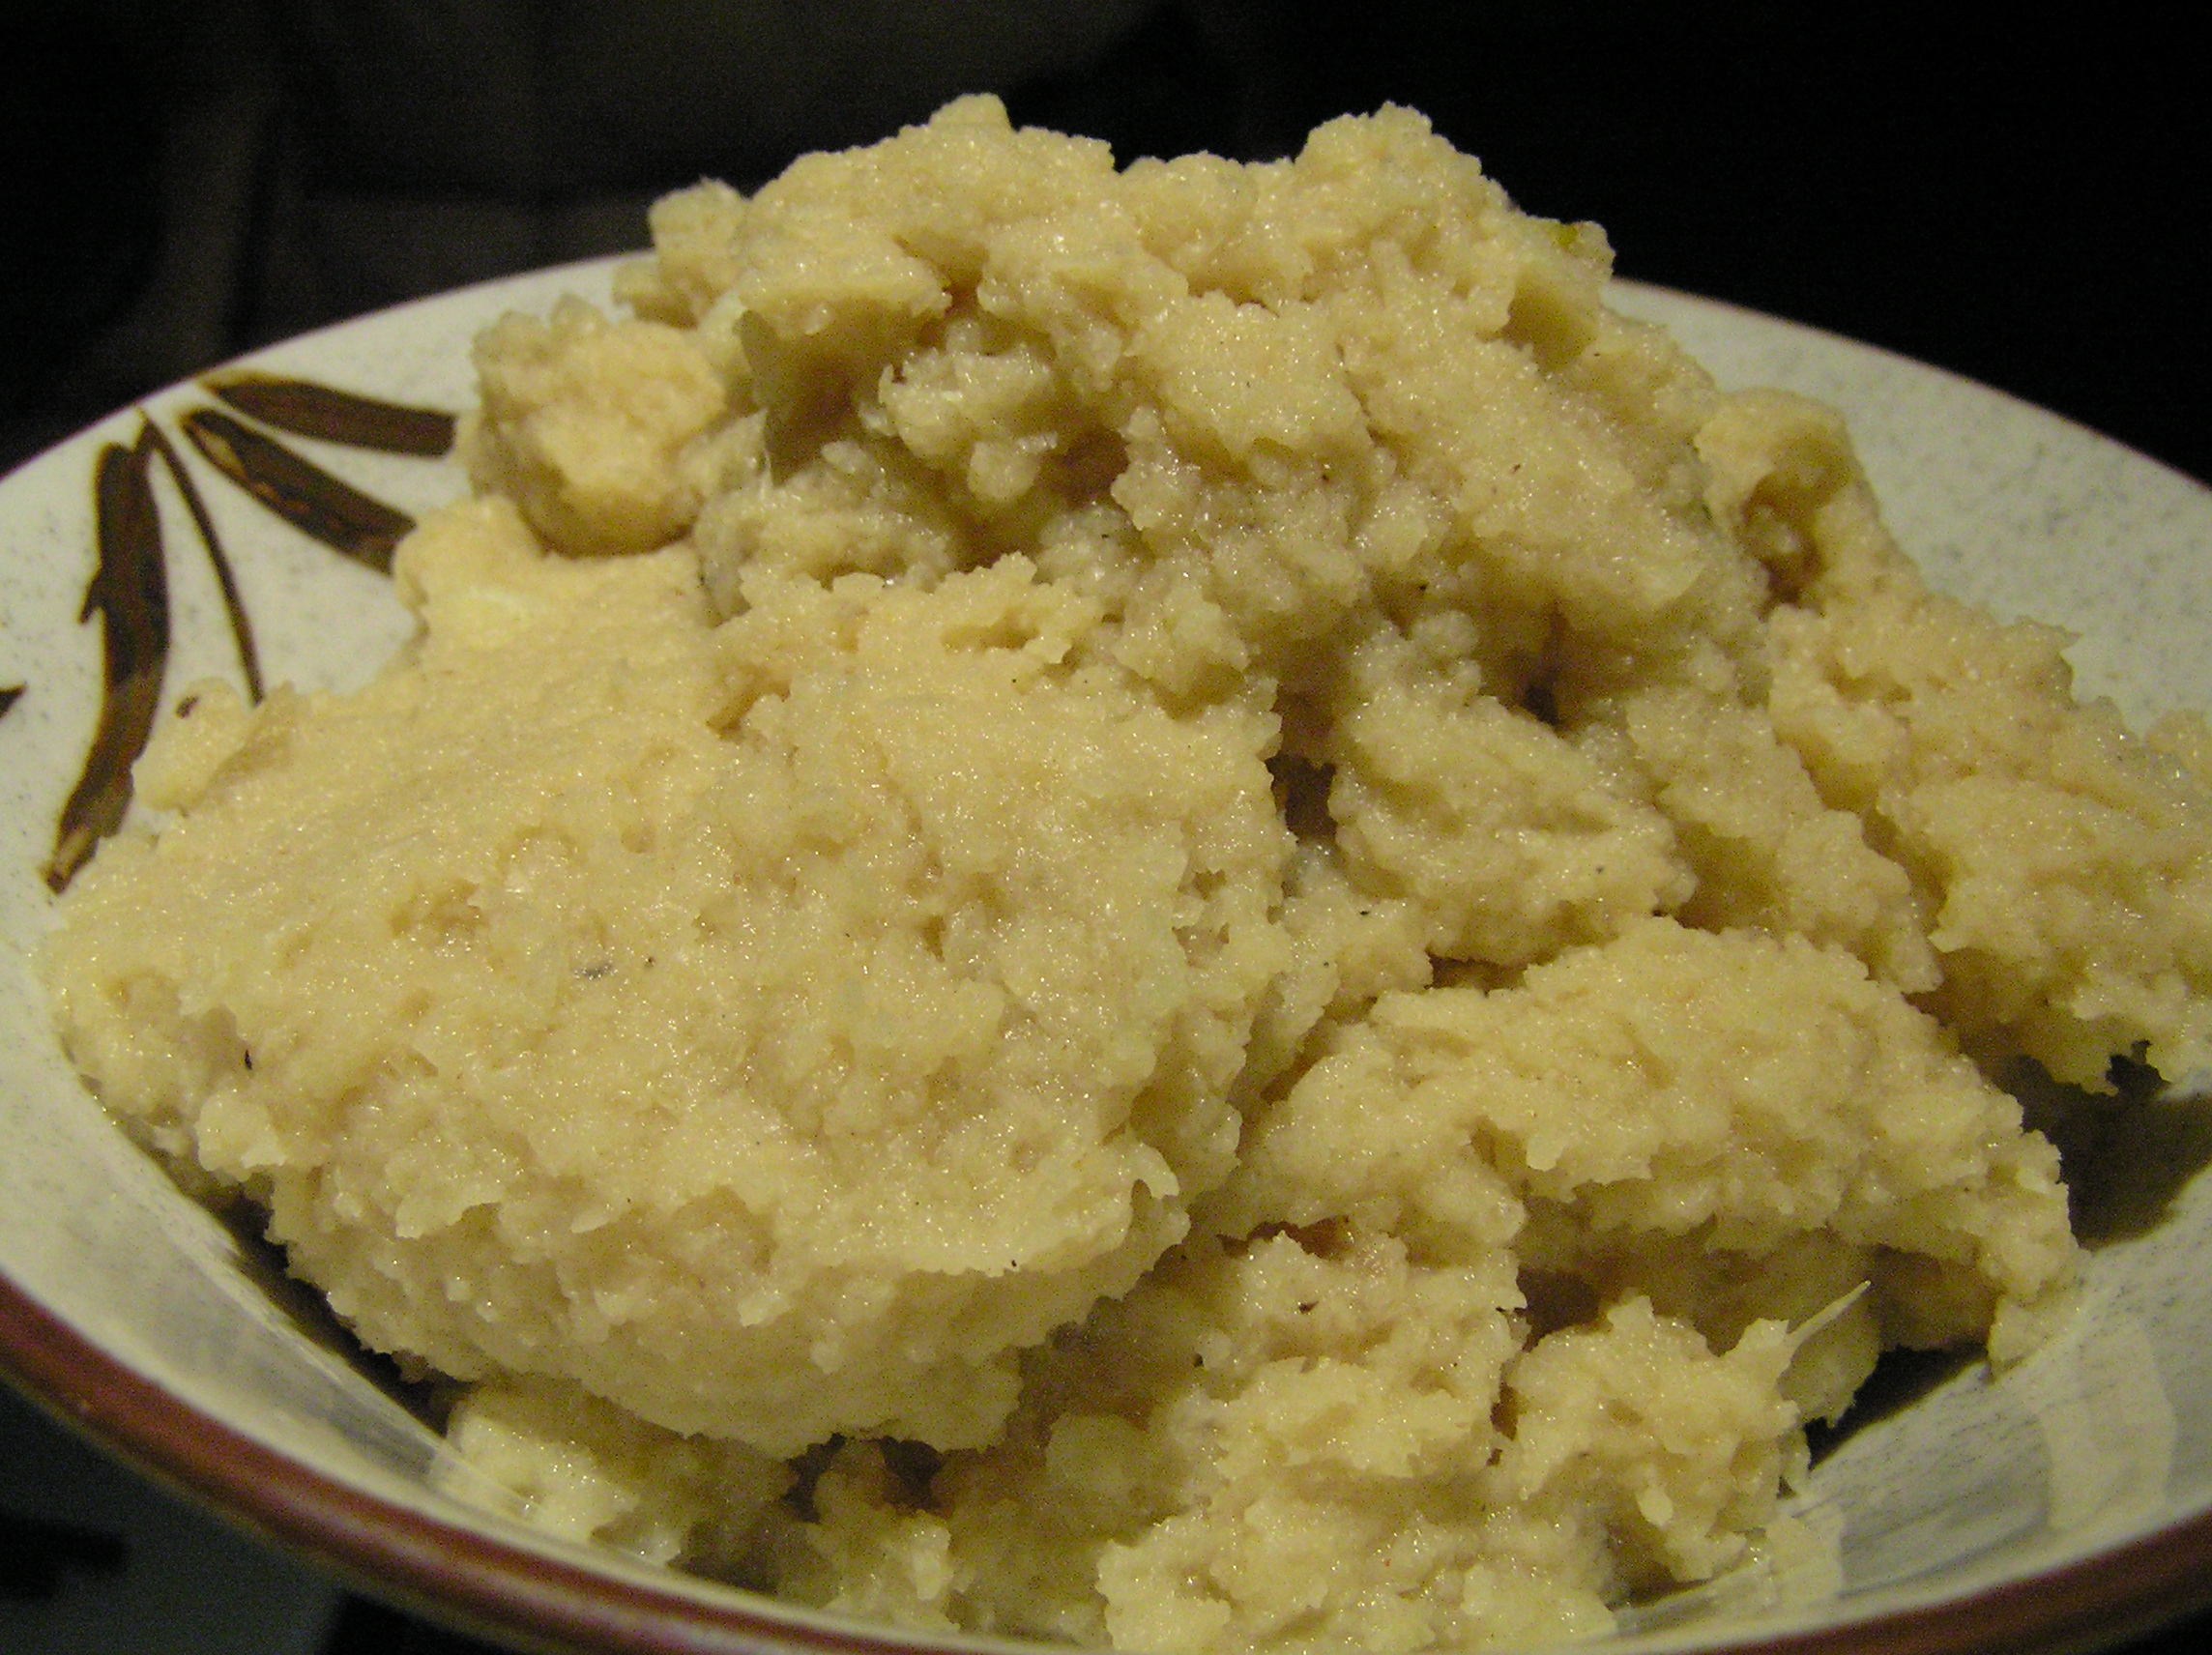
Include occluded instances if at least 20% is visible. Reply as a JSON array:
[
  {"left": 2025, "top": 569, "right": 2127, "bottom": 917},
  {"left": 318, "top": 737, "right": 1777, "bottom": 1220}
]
[
  {"left": 204, "top": 371, "right": 457, "bottom": 457},
  {"left": 44, "top": 378, "right": 454, "bottom": 892},
  {"left": 179, "top": 408, "right": 416, "bottom": 575},
  {"left": 45, "top": 428, "right": 170, "bottom": 893}
]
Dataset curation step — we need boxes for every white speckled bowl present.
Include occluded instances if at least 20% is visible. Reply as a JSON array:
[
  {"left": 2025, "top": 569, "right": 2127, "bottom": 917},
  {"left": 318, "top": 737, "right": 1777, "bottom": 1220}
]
[{"left": 3, "top": 264, "right": 2210, "bottom": 1655}]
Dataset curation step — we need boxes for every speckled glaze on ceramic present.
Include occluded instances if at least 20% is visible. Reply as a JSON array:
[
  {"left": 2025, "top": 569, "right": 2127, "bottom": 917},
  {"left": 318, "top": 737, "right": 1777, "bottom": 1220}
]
[{"left": 2, "top": 266, "right": 2208, "bottom": 1655}]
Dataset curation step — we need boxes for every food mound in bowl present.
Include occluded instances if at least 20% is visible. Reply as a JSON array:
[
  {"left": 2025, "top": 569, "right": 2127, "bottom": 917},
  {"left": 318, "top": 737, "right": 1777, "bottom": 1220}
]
[{"left": 41, "top": 97, "right": 2212, "bottom": 1651}]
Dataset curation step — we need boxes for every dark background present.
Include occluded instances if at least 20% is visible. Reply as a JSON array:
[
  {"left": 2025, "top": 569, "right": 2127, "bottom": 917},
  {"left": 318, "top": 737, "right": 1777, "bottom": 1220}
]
[
  {"left": 5, "top": 2, "right": 2207, "bottom": 484},
  {"left": 5, "top": 2, "right": 2209, "bottom": 1651}
]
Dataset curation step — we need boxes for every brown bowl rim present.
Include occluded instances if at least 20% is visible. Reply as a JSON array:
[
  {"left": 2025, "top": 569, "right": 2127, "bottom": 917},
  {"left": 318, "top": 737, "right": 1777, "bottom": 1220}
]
[{"left": 6, "top": 1265, "right": 2212, "bottom": 1655}]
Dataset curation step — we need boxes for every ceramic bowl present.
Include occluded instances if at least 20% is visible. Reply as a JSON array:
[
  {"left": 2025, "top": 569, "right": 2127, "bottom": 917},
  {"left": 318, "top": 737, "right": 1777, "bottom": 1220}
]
[{"left": 4, "top": 262, "right": 2209, "bottom": 1655}]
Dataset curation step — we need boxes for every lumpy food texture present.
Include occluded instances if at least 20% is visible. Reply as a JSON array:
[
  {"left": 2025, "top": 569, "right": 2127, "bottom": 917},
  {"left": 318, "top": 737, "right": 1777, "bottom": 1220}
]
[{"left": 44, "top": 99, "right": 2212, "bottom": 1652}]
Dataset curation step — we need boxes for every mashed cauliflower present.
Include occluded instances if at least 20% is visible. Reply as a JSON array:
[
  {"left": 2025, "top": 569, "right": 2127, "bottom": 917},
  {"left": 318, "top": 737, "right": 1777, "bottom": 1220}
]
[{"left": 43, "top": 97, "right": 2212, "bottom": 1651}]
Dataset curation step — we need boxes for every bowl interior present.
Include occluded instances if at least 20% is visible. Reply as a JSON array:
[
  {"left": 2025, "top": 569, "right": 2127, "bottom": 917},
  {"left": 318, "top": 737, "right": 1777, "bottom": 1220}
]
[{"left": 5, "top": 268, "right": 2211, "bottom": 1654}]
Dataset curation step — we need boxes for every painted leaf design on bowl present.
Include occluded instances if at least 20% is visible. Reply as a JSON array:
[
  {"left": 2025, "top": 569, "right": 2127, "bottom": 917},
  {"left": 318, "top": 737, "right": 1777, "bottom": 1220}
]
[
  {"left": 42, "top": 380, "right": 456, "bottom": 893},
  {"left": 203, "top": 372, "right": 458, "bottom": 458}
]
